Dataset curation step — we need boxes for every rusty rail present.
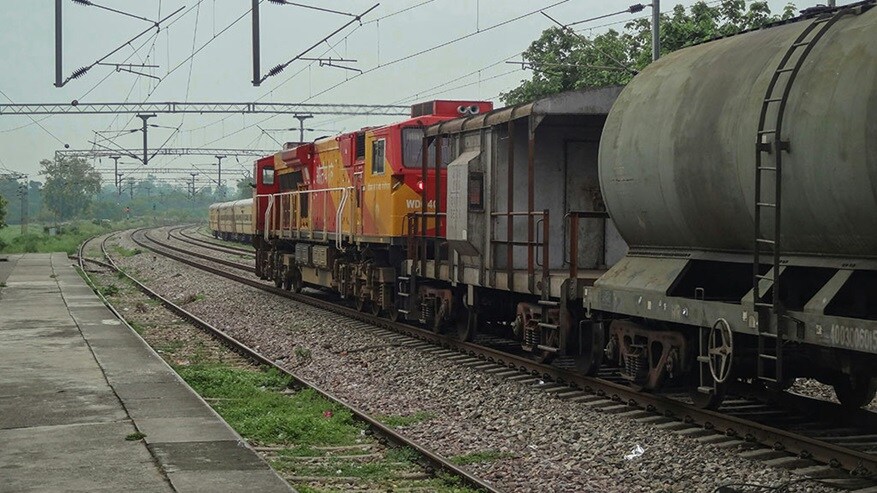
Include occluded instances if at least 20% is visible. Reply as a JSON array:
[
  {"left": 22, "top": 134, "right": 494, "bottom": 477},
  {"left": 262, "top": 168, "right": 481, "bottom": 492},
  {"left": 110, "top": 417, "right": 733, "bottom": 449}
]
[{"left": 125, "top": 227, "right": 877, "bottom": 478}]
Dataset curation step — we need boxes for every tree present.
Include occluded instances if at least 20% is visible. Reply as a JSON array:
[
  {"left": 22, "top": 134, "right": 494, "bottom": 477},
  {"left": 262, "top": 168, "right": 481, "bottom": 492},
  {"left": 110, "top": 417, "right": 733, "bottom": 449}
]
[
  {"left": 40, "top": 156, "right": 102, "bottom": 221},
  {"left": 502, "top": 0, "right": 796, "bottom": 105},
  {"left": 236, "top": 177, "right": 254, "bottom": 200},
  {"left": 0, "top": 193, "right": 7, "bottom": 230}
]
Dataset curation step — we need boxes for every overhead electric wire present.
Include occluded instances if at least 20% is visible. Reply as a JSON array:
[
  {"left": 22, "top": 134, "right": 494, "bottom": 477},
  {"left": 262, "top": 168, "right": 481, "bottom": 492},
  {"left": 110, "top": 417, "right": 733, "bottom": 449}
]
[
  {"left": 541, "top": 11, "right": 638, "bottom": 75},
  {"left": 566, "top": 4, "right": 647, "bottom": 27},
  {"left": 71, "top": 0, "right": 156, "bottom": 24},
  {"left": 288, "top": 0, "right": 571, "bottom": 105},
  {"left": 362, "top": 0, "right": 436, "bottom": 24},
  {"left": 59, "top": 6, "right": 185, "bottom": 87},
  {"left": 98, "top": 0, "right": 246, "bottom": 169},
  {"left": 181, "top": 0, "right": 440, "bottom": 143},
  {"left": 0, "top": 88, "right": 66, "bottom": 146},
  {"left": 267, "top": 1, "right": 356, "bottom": 18},
  {"left": 202, "top": 0, "right": 571, "bottom": 147},
  {"left": 258, "top": 4, "right": 379, "bottom": 84}
]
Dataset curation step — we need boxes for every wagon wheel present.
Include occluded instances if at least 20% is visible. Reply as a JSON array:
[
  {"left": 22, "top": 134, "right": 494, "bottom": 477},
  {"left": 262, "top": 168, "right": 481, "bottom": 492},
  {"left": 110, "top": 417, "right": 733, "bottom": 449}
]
[
  {"left": 570, "top": 320, "right": 605, "bottom": 376},
  {"left": 708, "top": 318, "right": 733, "bottom": 384},
  {"left": 532, "top": 327, "right": 559, "bottom": 364},
  {"left": 355, "top": 296, "right": 369, "bottom": 313},
  {"left": 690, "top": 386, "right": 726, "bottom": 410},
  {"left": 431, "top": 299, "right": 449, "bottom": 335},
  {"left": 451, "top": 290, "right": 475, "bottom": 342},
  {"left": 833, "top": 375, "right": 877, "bottom": 409},
  {"left": 454, "top": 306, "right": 475, "bottom": 342},
  {"left": 290, "top": 269, "right": 303, "bottom": 293},
  {"left": 385, "top": 304, "right": 400, "bottom": 322}
]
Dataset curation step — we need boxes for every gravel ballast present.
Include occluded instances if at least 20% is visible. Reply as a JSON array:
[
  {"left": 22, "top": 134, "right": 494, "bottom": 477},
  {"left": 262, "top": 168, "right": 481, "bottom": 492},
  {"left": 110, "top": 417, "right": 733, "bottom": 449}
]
[{"left": 108, "top": 228, "right": 850, "bottom": 493}]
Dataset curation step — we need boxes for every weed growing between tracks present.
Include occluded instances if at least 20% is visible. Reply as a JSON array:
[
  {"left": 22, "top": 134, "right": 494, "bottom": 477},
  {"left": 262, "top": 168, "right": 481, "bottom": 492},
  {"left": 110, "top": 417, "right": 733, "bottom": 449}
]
[
  {"left": 83, "top": 252, "right": 479, "bottom": 493},
  {"left": 178, "top": 365, "right": 360, "bottom": 446}
]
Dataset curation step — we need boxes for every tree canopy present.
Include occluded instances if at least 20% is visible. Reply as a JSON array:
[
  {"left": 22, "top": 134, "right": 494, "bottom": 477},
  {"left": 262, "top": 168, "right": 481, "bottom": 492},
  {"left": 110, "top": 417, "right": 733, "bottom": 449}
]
[
  {"left": 40, "top": 156, "right": 102, "bottom": 221},
  {"left": 502, "top": 0, "right": 796, "bottom": 105},
  {"left": 236, "top": 176, "right": 253, "bottom": 200}
]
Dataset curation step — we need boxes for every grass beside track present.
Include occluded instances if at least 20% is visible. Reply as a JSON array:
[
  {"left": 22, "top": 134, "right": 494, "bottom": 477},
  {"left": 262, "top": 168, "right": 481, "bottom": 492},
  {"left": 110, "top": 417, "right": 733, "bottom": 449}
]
[
  {"left": 0, "top": 219, "right": 169, "bottom": 254},
  {"left": 84, "top": 245, "right": 479, "bottom": 493}
]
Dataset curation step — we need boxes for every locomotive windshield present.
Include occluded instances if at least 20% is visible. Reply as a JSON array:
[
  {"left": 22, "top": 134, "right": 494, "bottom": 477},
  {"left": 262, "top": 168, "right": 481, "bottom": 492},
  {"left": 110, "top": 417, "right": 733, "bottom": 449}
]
[{"left": 402, "top": 127, "right": 452, "bottom": 168}]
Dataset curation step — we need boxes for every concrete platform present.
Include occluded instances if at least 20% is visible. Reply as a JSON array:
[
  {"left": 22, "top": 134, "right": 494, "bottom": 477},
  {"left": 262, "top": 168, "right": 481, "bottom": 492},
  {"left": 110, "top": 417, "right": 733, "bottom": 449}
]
[{"left": 0, "top": 253, "right": 295, "bottom": 493}]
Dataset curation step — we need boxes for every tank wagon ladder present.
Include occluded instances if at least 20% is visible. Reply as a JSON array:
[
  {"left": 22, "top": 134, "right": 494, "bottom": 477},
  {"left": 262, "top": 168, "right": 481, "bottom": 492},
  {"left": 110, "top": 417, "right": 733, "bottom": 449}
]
[{"left": 752, "top": 6, "right": 853, "bottom": 386}]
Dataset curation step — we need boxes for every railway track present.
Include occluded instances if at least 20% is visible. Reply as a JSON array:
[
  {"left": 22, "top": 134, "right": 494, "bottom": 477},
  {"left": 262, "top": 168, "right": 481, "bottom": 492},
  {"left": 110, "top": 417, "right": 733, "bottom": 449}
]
[
  {"left": 75, "top": 233, "right": 500, "bottom": 493},
  {"left": 175, "top": 226, "right": 255, "bottom": 257},
  {"left": 126, "top": 226, "right": 877, "bottom": 491}
]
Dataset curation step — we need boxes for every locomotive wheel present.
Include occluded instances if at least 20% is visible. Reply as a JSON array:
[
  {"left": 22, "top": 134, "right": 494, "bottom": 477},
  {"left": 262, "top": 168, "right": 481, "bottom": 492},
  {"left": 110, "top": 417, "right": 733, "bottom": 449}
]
[
  {"left": 371, "top": 301, "right": 382, "bottom": 317},
  {"left": 833, "top": 375, "right": 877, "bottom": 409},
  {"left": 430, "top": 299, "right": 450, "bottom": 335}
]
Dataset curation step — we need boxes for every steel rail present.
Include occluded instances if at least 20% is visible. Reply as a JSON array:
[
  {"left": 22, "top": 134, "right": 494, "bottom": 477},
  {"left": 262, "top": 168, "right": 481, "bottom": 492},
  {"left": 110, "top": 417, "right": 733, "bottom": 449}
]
[
  {"left": 78, "top": 232, "right": 501, "bottom": 493},
  {"left": 131, "top": 227, "right": 877, "bottom": 477},
  {"left": 174, "top": 228, "right": 255, "bottom": 257}
]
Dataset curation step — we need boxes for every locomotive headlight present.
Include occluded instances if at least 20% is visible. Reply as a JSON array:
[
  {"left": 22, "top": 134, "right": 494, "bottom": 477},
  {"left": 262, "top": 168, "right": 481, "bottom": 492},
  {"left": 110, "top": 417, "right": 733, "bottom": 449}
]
[{"left": 416, "top": 180, "right": 425, "bottom": 193}]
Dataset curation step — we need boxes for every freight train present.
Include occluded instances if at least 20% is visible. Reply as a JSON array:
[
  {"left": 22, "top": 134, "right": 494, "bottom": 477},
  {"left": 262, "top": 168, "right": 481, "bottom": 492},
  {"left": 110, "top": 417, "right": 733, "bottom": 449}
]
[{"left": 211, "top": 1, "right": 877, "bottom": 409}]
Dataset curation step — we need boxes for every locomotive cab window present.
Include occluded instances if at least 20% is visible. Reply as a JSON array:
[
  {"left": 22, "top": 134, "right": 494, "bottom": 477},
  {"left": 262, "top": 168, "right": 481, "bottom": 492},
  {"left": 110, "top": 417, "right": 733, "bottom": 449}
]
[
  {"left": 261, "top": 166, "right": 275, "bottom": 186},
  {"left": 355, "top": 132, "right": 366, "bottom": 161},
  {"left": 372, "top": 139, "right": 386, "bottom": 175}
]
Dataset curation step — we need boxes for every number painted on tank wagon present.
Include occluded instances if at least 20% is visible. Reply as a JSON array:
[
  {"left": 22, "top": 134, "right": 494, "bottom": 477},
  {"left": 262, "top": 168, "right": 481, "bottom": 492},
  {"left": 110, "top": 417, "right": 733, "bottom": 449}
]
[{"left": 830, "top": 324, "right": 877, "bottom": 353}]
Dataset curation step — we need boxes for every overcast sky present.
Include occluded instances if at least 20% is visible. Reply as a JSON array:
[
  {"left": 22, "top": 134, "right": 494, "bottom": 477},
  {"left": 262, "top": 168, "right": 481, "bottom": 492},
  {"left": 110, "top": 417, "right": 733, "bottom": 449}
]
[{"left": 0, "top": 0, "right": 808, "bottom": 183}]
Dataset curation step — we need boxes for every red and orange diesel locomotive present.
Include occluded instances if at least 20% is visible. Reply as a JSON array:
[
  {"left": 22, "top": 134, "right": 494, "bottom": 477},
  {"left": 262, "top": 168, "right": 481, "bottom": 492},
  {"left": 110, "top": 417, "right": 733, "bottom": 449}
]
[{"left": 252, "top": 100, "right": 492, "bottom": 318}]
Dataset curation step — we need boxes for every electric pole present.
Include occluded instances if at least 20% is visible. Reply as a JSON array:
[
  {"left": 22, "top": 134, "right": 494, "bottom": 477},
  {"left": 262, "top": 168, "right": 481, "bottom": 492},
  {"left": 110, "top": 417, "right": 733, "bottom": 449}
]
[
  {"left": 189, "top": 173, "right": 198, "bottom": 200},
  {"left": 252, "top": 0, "right": 261, "bottom": 86},
  {"left": 17, "top": 182, "right": 28, "bottom": 235},
  {"left": 55, "top": 0, "right": 62, "bottom": 87},
  {"left": 215, "top": 155, "right": 226, "bottom": 198},
  {"left": 295, "top": 114, "right": 314, "bottom": 144},
  {"left": 652, "top": 0, "right": 661, "bottom": 61},
  {"left": 136, "top": 114, "right": 156, "bottom": 164},
  {"left": 110, "top": 155, "right": 121, "bottom": 197}
]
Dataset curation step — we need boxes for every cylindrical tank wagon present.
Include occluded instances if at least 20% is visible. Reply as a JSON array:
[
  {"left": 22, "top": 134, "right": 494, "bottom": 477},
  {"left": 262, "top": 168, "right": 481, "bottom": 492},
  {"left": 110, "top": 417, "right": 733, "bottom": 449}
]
[
  {"left": 226, "top": 1, "right": 877, "bottom": 411},
  {"left": 593, "top": 1, "right": 877, "bottom": 407}
]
